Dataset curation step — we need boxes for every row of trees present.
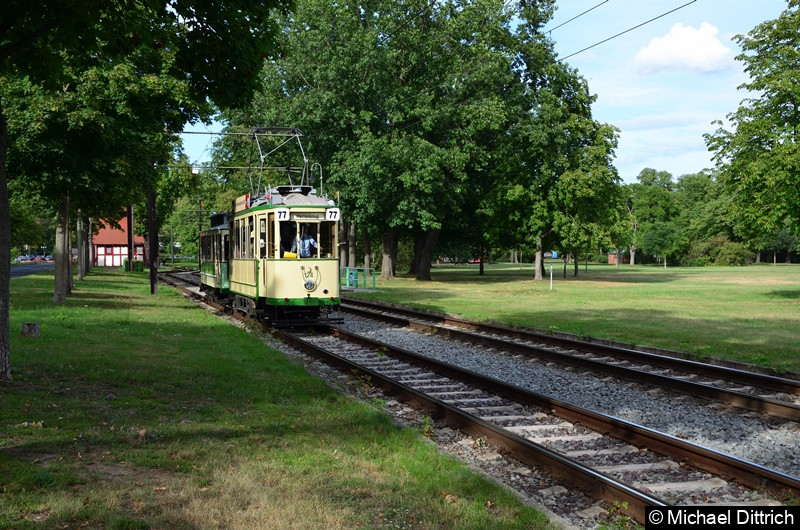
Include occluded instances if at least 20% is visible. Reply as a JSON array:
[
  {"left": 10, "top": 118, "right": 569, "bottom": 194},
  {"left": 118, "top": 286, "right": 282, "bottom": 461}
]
[
  {"left": 191, "top": 0, "right": 797, "bottom": 277},
  {"left": 201, "top": 0, "right": 622, "bottom": 282},
  {"left": 623, "top": 168, "right": 796, "bottom": 268},
  {"left": 1, "top": 0, "right": 290, "bottom": 382},
  {"left": 624, "top": 0, "right": 800, "bottom": 269}
]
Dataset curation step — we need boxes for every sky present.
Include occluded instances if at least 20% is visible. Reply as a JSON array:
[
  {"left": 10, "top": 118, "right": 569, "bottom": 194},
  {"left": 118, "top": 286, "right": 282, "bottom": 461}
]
[
  {"left": 181, "top": 0, "right": 789, "bottom": 184},
  {"left": 546, "top": 0, "right": 788, "bottom": 182}
]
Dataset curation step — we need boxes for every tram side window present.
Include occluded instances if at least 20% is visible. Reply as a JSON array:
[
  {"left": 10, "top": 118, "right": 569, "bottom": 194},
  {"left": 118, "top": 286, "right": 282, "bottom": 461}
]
[
  {"left": 279, "top": 220, "right": 296, "bottom": 257},
  {"left": 268, "top": 214, "right": 276, "bottom": 258},
  {"left": 259, "top": 217, "right": 267, "bottom": 259},
  {"left": 233, "top": 220, "right": 241, "bottom": 258},
  {"left": 234, "top": 218, "right": 248, "bottom": 259},
  {"left": 320, "top": 221, "right": 337, "bottom": 258},
  {"left": 246, "top": 215, "right": 254, "bottom": 259},
  {"left": 200, "top": 234, "right": 210, "bottom": 260}
]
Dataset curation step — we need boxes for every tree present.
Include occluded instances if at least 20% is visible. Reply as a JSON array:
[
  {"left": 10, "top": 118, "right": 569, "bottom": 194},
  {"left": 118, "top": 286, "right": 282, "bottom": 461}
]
[
  {"left": 9, "top": 196, "right": 42, "bottom": 253},
  {"left": 642, "top": 221, "right": 683, "bottom": 267},
  {"left": 705, "top": 1, "right": 800, "bottom": 245},
  {"left": 223, "top": 0, "right": 524, "bottom": 281},
  {"left": 4, "top": 53, "right": 196, "bottom": 301},
  {"left": 625, "top": 168, "right": 677, "bottom": 265},
  {"left": 484, "top": 55, "right": 620, "bottom": 279},
  {"left": 549, "top": 120, "right": 622, "bottom": 277},
  {"left": 1, "top": 0, "right": 289, "bottom": 382},
  {"left": 674, "top": 171, "right": 734, "bottom": 244}
]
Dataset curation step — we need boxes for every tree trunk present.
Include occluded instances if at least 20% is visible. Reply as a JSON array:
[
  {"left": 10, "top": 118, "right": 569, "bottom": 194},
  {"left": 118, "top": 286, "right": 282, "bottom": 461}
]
[
  {"left": 0, "top": 96, "right": 12, "bottom": 382},
  {"left": 127, "top": 205, "right": 134, "bottom": 270},
  {"left": 629, "top": 243, "right": 636, "bottom": 266},
  {"left": 347, "top": 222, "right": 357, "bottom": 268},
  {"left": 77, "top": 210, "right": 87, "bottom": 281},
  {"left": 338, "top": 220, "right": 348, "bottom": 271},
  {"left": 756, "top": 250, "right": 761, "bottom": 263},
  {"left": 408, "top": 231, "right": 425, "bottom": 275},
  {"left": 148, "top": 188, "right": 158, "bottom": 294},
  {"left": 54, "top": 194, "right": 71, "bottom": 304},
  {"left": 534, "top": 236, "right": 544, "bottom": 281},
  {"left": 380, "top": 228, "right": 397, "bottom": 280},
  {"left": 574, "top": 253, "right": 579, "bottom": 278},
  {"left": 415, "top": 229, "right": 440, "bottom": 281},
  {"left": 773, "top": 251, "right": 777, "bottom": 266},
  {"left": 66, "top": 206, "right": 73, "bottom": 294},
  {"left": 86, "top": 218, "right": 93, "bottom": 273},
  {"left": 362, "top": 231, "right": 371, "bottom": 270}
]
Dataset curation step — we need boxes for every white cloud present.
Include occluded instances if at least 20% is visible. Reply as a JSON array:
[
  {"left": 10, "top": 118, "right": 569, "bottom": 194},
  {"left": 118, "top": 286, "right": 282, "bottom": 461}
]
[{"left": 631, "top": 22, "right": 736, "bottom": 74}]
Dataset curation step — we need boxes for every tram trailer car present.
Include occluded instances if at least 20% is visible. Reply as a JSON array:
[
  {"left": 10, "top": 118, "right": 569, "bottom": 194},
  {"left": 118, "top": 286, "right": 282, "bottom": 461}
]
[{"left": 200, "top": 185, "right": 341, "bottom": 326}]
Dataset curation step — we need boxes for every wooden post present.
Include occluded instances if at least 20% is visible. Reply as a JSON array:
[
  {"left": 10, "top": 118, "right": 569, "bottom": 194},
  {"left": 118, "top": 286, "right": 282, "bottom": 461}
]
[{"left": 21, "top": 323, "right": 39, "bottom": 338}]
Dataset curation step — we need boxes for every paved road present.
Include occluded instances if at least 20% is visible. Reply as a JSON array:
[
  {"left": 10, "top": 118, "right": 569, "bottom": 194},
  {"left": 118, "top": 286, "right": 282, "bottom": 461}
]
[{"left": 10, "top": 262, "right": 56, "bottom": 279}]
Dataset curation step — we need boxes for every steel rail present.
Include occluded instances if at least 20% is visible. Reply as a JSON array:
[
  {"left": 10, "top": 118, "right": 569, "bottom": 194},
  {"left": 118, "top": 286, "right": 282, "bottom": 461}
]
[
  {"left": 273, "top": 329, "right": 668, "bottom": 523},
  {"left": 341, "top": 300, "right": 800, "bottom": 420},
  {"left": 323, "top": 327, "right": 800, "bottom": 500},
  {"left": 158, "top": 276, "right": 798, "bottom": 521},
  {"left": 342, "top": 298, "right": 800, "bottom": 393}
]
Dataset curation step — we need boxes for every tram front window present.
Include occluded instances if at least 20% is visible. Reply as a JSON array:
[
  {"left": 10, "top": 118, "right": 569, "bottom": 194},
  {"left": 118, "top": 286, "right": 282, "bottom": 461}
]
[{"left": 278, "top": 220, "right": 337, "bottom": 258}]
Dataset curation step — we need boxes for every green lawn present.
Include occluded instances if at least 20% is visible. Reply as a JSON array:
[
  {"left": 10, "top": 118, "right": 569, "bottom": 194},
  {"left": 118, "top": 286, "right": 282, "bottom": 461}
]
[
  {"left": 1, "top": 269, "right": 550, "bottom": 529},
  {"left": 349, "top": 262, "right": 800, "bottom": 375}
]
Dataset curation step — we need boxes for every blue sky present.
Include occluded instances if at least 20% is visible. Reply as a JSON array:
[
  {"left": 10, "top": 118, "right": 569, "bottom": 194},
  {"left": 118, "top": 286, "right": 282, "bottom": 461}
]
[
  {"left": 181, "top": 0, "right": 788, "bottom": 183},
  {"left": 547, "top": 0, "right": 788, "bottom": 182}
]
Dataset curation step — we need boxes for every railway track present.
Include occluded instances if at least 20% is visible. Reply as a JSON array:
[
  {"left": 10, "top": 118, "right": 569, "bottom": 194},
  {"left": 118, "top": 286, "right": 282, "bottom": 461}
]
[
  {"left": 280, "top": 327, "right": 795, "bottom": 526},
  {"left": 341, "top": 298, "right": 800, "bottom": 420},
  {"left": 159, "top": 272, "right": 799, "bottom": 527}
]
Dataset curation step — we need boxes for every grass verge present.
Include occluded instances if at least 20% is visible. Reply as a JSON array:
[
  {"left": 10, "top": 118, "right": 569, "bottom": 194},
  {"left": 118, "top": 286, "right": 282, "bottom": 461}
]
[
  {"left": 349, "top": 263, "right": 800, "bottom": 375},
  {"left": 2, "top": 269, "right": 551, "bottom": 529}
]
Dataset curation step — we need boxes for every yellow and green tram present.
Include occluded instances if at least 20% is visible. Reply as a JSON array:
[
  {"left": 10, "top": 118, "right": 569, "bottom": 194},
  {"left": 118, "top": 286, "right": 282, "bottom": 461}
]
[{"left": 200, "top": 185, "right": 341, "bottom": 325}]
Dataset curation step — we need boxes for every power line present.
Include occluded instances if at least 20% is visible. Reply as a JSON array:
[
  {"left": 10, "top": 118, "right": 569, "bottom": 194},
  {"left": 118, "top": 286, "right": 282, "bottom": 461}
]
[
  {"left": 558, "top": 0, "right": 698, "bottom": 62},
  {"left": 547, "top": 1, "right": 610, "bottom": 35}
]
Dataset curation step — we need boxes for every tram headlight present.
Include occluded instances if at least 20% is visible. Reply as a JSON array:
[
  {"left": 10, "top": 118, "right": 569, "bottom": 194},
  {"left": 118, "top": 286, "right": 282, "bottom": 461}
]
[{"left": 304, "top": 279, "right": 315, "bottom": 291}]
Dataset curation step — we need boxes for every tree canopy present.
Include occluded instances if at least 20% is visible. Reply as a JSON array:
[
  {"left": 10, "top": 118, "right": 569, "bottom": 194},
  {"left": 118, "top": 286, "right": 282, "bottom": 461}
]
[
  {"left": 217, "top": 0, "right": 621, "bottom": 280},
  {"left": 0, "top": 0, "right": 289, "bottom": 381},
  {"left": 705, "top": 0, "right": 800, "bottom": 243}
]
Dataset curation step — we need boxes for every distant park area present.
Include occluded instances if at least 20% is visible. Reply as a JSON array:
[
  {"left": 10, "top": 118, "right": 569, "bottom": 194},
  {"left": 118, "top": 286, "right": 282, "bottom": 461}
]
[{"left": 349, "top": 262, "right": 800, "bottom": 375}]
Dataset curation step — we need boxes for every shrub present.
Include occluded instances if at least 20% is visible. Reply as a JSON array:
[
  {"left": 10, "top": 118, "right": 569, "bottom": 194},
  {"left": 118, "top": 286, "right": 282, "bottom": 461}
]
[{"left": 715, "top": 241, "right": 753, "bottom": 266}]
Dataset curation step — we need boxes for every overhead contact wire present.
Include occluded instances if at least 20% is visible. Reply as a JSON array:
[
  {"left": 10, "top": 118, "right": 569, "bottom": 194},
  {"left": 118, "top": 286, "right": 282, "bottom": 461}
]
[{"left": 558, "top": 0, "right": 698, "bottom": 61}]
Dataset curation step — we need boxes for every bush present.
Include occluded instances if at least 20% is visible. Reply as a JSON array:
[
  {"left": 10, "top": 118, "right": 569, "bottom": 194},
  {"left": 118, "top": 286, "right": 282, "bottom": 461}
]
[
  {"left": 715, "top": 242, "right": 753, "bottom": 266},
  {"left": 682, "top": 237, "right": 753, "bottom": 266},
  {"left": 122, "top": 259, "right": 144, "bottom": 272}
]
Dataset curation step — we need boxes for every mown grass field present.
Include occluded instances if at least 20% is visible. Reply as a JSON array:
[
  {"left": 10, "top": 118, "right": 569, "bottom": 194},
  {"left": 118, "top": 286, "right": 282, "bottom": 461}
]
[
  {"left": 1, "top": 269, "right": 550, "bottom": 529},
  {"left": 349, "top": 262, "right": 800, "bottom": 375}
]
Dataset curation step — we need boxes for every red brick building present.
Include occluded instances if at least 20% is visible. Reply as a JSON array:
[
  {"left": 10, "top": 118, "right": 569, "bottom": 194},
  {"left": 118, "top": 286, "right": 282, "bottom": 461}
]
[{"left": 93, "top": 216, "right": 146, "bottom": 267}]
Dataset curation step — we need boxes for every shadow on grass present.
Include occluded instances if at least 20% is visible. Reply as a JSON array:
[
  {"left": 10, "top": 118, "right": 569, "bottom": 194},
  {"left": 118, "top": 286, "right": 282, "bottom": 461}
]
[
  {"left": 424, "top": 265, "right": 688, "bottom": 285},
  {"left": 0, "top": 333, "right": 467, "bottom": 528},
  {"left": 766, "top": 290, "right": 800, "bottom": 300}
]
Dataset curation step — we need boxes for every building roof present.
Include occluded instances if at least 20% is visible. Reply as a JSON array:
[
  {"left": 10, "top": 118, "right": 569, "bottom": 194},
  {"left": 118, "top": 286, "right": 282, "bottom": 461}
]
[{"left": 94, "top": 216, "right": 146, "bottom": 245}]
